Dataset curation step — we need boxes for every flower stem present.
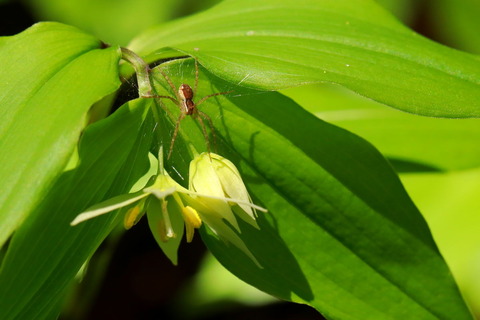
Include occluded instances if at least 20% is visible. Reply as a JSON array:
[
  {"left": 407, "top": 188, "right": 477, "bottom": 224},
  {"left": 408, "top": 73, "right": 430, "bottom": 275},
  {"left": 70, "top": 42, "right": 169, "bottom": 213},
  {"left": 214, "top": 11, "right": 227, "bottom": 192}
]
[{"left": 120, "top": 47, "right": 153, "bottom": 98}]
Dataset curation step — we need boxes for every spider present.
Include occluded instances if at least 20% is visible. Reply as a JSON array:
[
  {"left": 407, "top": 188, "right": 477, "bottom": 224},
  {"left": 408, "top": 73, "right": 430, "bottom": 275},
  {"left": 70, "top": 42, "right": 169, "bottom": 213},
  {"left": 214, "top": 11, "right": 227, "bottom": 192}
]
[{"left": 151, "top": 59, "right": 232, "bottom": 159}]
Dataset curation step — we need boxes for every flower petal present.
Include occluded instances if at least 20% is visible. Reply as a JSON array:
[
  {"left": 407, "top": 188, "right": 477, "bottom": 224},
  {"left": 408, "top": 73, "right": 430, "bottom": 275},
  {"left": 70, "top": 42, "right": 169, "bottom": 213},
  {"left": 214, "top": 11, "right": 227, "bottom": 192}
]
[
  {"left": 145, "top": 186, "right": 177, "bottom": 199},
  {"left": 71, "top": 191, "right": 150, "bottom": 226},
  {"left": 232, "top": 206, "right": 259, "bottom": 229},
  {"left": 211, "top": 154, "right": 256, "bottom": 219},
  {"left": 189, "top": 154, "right": 239, "bottom": 230},
  {"left": 147, "top": 197, "right": 185, "bottom": 265},
  {"left": 201, "top": 214, "right": 262, "bottom": 268}
]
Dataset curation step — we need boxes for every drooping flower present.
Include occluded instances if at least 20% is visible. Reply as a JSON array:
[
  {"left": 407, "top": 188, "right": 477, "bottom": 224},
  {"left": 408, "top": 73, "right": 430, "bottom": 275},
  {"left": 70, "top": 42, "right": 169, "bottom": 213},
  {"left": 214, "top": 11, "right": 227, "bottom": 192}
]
[
  {"left": 189, "top": 152, "right": 260, "bottom": 228},
  {"left": 71, "top": 152, "right": 199, "bottom": 264},
  {"left": 186, "top": 153, "right": 266, "bottom": 265},
  {"left": 71, "top": 149, "right": 266, "bottom": 266}
]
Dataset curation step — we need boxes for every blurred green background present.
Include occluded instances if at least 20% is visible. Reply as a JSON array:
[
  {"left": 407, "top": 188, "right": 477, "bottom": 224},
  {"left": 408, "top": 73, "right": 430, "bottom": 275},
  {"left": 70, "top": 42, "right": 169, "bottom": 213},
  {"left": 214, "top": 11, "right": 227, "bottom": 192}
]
[{"left": 1, "top": 0, "right": 479, "bottom": 319}]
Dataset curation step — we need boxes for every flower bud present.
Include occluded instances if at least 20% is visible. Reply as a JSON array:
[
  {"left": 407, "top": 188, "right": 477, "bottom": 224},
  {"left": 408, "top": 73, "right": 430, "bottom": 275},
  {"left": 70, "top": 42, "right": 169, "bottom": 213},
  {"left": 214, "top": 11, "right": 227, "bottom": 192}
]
[{"left": 187, "top": 152, "right": 267, "bottom": 267}]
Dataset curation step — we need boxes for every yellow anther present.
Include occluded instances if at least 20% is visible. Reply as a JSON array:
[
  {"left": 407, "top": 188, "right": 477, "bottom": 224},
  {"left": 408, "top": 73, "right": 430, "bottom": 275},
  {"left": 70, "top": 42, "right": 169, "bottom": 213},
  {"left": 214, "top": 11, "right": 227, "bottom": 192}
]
[
  {"left": 124, "top": 205, "right": 143, "bottom": 230},
  {"left": 182, "top": 206, "right": 202, "bottom": 242}
]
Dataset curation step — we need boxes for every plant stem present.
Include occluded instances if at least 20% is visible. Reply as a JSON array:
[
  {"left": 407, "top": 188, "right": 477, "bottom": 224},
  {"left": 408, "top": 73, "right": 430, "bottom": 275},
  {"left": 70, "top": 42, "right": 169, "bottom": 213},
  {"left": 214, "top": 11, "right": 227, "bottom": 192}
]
[{"left": 120, "top": 47, "right": 153, "bottom": 98}]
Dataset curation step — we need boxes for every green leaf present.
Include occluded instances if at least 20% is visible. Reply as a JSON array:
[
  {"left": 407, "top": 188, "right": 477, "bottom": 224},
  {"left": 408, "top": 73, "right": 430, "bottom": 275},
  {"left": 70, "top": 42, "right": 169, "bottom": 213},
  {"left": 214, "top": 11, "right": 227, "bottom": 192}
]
[
  {"left": 130, "top": 0, "right": 480, "bottom": 118},
  {"left": 0, "top": 99, "right": 154, "bottom": 319},
  {"left": 282, "top": 84, "right": 480, "bottom": 171},
  {"left": 152, "top": 59, "right": 472, "bottom": 319},
  {"left": 0, "top": 22, "right": 121, "bottom": 247}
]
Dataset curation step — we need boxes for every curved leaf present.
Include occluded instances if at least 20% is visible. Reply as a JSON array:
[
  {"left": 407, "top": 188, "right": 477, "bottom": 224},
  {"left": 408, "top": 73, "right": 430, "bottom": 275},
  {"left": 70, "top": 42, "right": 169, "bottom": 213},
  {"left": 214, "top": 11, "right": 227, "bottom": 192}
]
[
  {"left": 151, "top": 59, "right": 472, "bottom": 319},
  {"left": 129, "top": 0, "right": 480, "bottom": 118},
  {"left": 0, "top": 22, "right": 121, "bottom": 247},
  {"left": 0, "top": 99, "right": 154, "bottom": 319}
]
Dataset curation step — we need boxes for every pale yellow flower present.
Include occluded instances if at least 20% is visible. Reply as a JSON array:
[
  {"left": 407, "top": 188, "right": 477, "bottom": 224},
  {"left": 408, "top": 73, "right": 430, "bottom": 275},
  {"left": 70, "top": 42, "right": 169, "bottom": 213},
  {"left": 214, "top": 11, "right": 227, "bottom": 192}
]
[{"left": 71, "top": 150, "right": 266, "bottom": 266}]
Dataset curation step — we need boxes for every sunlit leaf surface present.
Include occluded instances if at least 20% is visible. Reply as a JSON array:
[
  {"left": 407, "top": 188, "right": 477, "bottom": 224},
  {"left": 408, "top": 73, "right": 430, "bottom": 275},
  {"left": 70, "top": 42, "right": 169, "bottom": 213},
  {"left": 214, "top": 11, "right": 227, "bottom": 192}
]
[
  {"left": 0, "top": 99, "right": 153, "bottom": 319},
  {"left": 130, "top": 0, "right": 480, "bottom": 118},
  {"left": 148, "top": 60, "right": 472, "bottom": 319},
  {"left": 0, "top": 22, "right": 121, "bottom": 247}
]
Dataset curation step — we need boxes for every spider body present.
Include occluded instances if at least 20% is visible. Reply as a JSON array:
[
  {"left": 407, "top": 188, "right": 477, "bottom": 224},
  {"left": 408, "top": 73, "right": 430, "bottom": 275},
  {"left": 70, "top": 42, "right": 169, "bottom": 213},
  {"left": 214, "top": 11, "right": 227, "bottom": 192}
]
[
  {"left": 178, "top": 84, "right": 196, "bottom": 115},
  {"left": 152, "top": 60, "right": 232, "bottom": 159}
]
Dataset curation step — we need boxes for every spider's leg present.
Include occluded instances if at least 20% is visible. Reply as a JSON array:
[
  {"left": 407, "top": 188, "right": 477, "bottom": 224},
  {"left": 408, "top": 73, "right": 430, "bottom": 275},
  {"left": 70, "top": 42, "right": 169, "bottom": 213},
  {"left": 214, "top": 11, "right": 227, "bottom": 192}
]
[
  {"left": 143, "top": 94, "right": 178, "bottom": 105},
  {"left": 153, "top": 97, "right": 176, "bottom": 119},
  {"left": 156, "top": 68, "right": 182, "bottom": 103},
  {"left": 168, "top": 112, "right": 186, "bottom": 160},
  {"left": 198, "top": 110, "right": 217, "bottom": 154},
  {"left": 193, "top": 59, "right": 199, "bottom": 97},
  {"left": 195, "top": 90, "right": 234, "bottom": 107},
  {"left": 194, "top": 113, "right": 211, "bottom": 156},
  {"left": 141, "top": 94, "right": 179, "bottom": 122}
]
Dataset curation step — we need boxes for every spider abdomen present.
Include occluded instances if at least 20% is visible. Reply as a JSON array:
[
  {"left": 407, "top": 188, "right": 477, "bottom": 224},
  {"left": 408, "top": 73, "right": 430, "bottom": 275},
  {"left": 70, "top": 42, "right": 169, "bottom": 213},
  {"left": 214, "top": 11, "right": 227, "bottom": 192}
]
[
  {"left": 179, "top": 84, "right": 194, "bottom": 100},
  {"left": 179, "top": 84, "right": 195, "bottom": 114}
]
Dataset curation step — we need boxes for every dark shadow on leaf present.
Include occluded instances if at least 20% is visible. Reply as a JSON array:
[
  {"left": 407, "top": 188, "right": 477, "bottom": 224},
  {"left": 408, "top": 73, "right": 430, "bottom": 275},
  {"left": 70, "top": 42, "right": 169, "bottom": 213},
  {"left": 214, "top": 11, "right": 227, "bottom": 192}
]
[
  {"left": 386, "top": 157, "right": 443, "bottom": 173},
  {"left": 200, "top": 214, "right": 314, "bottom": 302}
]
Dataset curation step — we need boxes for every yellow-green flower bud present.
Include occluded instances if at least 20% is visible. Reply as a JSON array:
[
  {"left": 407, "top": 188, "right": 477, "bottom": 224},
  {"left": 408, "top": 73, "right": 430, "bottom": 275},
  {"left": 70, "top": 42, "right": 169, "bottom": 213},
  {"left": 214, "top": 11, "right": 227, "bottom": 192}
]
[
  {"left": 187, "top": 152, "right": 267, "bottom": 267},
  {"left": 71, "top": 150, "right": 267, "bottom": 267},
  {"left": 189, "top": 153, "right": 261, "bottom": 228}
]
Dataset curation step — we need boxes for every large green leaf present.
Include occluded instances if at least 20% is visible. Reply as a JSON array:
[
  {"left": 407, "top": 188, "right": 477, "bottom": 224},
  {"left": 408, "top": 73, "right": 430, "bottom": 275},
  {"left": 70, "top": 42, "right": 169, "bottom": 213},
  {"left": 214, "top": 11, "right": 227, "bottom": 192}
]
[
  {"left": 0, "top": 22, "right": 121, "bottom": 247},
  {"left": 150, "top": 59, "right": 472, "bottom": 319},
  {"left": 129, "top": 0, "right": 480, "bottom": 118},
  {"left": 0, "top": 99, "right": 154, "bottom": 319},
  {"left": 282, "top": 84, "right": 480, "bottom": 171}
]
